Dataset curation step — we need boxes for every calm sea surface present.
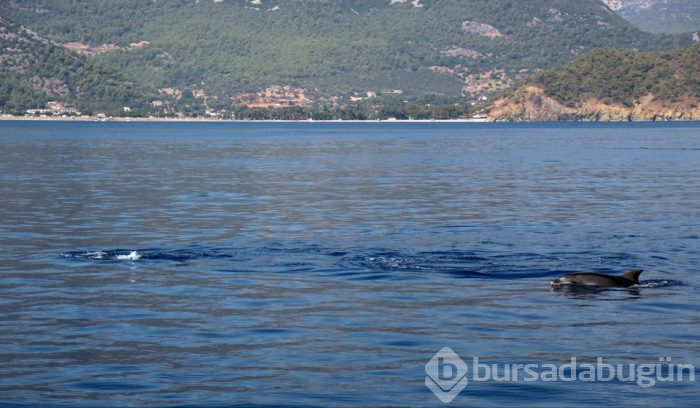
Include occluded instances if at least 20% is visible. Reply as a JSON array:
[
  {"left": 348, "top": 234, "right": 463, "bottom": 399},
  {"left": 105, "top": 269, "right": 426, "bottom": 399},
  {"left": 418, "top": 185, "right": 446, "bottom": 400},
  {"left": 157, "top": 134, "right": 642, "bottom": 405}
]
[{"left": 0, "top": 121, "right": 699, "bottom": 407}]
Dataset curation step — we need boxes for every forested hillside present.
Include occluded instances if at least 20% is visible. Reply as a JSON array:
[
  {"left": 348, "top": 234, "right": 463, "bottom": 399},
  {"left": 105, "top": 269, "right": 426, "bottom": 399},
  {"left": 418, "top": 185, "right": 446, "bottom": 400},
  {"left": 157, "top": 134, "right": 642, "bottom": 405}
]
[
  {"left": 0, "top": 15, "right": 154, "bottom": 115},
  {"left": 1, "top": 0, "right": 693, "bottom": 107},
  {"left": 536, "top": 45, "right": 700, "bottom": 106},
  {"left": 489, "top": 44, "right": 700, "bottom": 121}
]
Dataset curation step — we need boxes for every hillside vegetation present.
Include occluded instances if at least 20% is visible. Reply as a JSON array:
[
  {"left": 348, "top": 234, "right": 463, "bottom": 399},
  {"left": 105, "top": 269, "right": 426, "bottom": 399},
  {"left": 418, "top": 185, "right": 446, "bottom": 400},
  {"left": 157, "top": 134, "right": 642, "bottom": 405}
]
[
  {"left": 0, "top": 16, "right": 154, "bottom": 115},
  {"left": 489, "top": 44, "right": 700, "bottom": 121},
  {"left": 1, "top": 0, "right": 693, "bottom": 102}
]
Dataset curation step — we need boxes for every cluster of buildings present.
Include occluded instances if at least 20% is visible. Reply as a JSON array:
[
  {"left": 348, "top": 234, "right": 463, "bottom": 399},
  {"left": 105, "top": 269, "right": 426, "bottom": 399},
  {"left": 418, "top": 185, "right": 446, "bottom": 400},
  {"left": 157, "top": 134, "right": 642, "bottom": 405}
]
[
  {"left": 24, "top": 102, "right": 80, "bottom": 117},
  {"left": 232, "top": 86, "right": 311, "bottom": 109}
]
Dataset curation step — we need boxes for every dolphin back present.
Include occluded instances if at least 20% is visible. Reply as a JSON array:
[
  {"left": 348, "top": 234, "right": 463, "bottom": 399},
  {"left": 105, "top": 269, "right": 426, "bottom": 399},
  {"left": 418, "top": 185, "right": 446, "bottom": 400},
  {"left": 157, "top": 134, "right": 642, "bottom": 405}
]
[
  {"left": 620, "top": 269, "right": 643, "bottom": 284},
  {"left": 550, "top": 269, "right": 644, "bottom": 288}
]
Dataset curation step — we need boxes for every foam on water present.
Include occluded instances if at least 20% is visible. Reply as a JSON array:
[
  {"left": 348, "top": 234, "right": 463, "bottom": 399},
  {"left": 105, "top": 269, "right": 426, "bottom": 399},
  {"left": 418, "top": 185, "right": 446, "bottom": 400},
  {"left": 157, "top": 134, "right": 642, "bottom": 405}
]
[
  {"left": 637, "top": 279, "right": 686, "bottom": 288},
  {"left": 61, "top": 248, "right": 233, "bottom": 262},
  {"left": 63, "top": 249, "right": 141, "bottom": 261},
  {"left": 85, "top": 250, "right": 107, "bottom": 260},
  {"left": 115, "top": 251, "right": 141, "bottom": 261}
]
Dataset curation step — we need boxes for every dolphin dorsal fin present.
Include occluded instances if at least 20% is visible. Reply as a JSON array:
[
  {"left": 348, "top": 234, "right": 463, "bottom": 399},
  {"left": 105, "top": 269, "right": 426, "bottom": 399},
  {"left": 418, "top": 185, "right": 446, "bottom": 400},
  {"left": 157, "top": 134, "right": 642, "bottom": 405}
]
[{"left": 621, "top": 269, "right": 643, "bottom": 284}]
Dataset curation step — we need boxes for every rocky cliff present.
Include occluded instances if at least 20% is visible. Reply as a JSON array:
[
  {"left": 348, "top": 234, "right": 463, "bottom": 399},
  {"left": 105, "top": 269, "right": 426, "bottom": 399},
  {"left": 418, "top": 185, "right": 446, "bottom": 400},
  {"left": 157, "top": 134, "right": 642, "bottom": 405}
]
[{"left": 488, "top": 86, "right": 700, "bottom": 121}]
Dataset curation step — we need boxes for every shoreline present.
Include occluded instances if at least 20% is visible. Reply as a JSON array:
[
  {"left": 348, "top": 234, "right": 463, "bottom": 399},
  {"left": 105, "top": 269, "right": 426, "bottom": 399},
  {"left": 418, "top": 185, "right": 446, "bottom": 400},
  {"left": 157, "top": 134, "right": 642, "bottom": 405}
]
[
  {"left": 2, "top": 115, "right": 699, "bottom": 124},
  {"left": 0, "top": 114, "right": 488, "bottom": 123}
]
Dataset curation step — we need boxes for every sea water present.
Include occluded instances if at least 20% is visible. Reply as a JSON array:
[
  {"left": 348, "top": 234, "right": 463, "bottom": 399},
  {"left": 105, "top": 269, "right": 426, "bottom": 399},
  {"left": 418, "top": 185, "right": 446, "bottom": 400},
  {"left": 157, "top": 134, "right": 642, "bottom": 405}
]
[{"left": 0, "top": 121, "right": 699, "bottom": 406}]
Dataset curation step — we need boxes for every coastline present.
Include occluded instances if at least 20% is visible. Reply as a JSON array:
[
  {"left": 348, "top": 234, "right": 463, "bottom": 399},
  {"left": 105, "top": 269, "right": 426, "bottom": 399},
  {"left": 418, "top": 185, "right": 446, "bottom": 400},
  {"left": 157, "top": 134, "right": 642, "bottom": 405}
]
[
  {"left": 0, "top": 114, "right": 489, "bottom": 123},
  {"left": 2, "top": 114, "right": 699, "bottom": 124}
]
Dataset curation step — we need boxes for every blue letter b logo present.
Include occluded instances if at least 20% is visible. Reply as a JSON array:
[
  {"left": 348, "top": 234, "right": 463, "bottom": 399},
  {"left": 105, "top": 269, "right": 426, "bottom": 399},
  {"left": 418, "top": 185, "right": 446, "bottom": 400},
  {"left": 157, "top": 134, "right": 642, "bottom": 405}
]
[{"left": 438, "top": 357, "right": 458, "bottom": 381}]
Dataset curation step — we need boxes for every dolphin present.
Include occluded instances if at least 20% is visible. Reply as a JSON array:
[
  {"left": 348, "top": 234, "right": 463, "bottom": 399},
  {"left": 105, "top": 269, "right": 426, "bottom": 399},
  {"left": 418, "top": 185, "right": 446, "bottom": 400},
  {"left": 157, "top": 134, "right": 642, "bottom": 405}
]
[{"left": 550, "top": 269, "right": 643, "bottom": 288}]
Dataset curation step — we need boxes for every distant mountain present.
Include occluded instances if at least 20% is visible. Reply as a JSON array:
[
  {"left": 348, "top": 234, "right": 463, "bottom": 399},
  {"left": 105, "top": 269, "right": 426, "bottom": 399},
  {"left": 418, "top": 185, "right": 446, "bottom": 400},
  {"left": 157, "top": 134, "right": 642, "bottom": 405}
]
[
  {"left": 488, "top": 44, "right": 700, "bottom": 121},
  {"left": 1, "top": 0, "right": 694, "bottom": 110},
  {"left": 602, "top": 0, "right": 700, "bottom": 33},
  {"left": 0, "top": 15, "right": 153, "bottom": 115}
]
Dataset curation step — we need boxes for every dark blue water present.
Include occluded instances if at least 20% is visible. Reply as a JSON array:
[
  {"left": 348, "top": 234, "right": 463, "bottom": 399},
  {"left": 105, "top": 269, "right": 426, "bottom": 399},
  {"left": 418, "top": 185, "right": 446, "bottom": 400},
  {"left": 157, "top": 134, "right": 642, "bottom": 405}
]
[{"left": 1, "top": 121, "right": 699, "bottom": 407}]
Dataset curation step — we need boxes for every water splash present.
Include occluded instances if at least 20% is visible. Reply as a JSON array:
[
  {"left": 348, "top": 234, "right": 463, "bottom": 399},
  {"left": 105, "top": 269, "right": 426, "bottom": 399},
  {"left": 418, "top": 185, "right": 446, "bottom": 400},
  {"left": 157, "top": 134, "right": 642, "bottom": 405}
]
[
  {"left": 637, "top": 279, "right": 686, "bottom": 288},
  {"left": 61, "top": 248, "right": 232, "bottom": 262},
  {"left": 115, "top": 251, "right": 141, "bottom": 261}
]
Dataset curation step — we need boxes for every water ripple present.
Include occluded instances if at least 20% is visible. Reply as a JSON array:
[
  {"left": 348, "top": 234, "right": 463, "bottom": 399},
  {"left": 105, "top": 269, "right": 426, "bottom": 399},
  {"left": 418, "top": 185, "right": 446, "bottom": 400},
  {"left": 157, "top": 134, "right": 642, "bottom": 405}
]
[{"left": 1, "top": 122, "right": 699, "bottom": 406}]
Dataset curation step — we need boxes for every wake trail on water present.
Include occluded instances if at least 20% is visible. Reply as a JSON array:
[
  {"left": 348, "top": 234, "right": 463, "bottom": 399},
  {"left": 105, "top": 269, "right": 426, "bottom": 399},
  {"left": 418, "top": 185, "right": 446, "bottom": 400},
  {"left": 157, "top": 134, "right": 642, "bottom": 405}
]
[
  {"left": 57, "top": 246, "right": 684, "bottom": 287},
  {"left": 637, "top": 279, "right": 687, "bottom": 288},
  {"left": 61, "top": 248, "right": 232, "bottom": 262}
]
